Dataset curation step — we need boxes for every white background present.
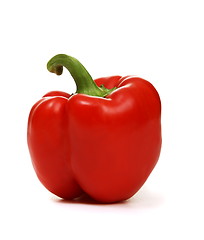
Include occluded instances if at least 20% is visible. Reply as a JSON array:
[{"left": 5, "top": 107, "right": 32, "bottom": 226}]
[{"left": 0, "top": 0, "right": 203, "bottom": 239}]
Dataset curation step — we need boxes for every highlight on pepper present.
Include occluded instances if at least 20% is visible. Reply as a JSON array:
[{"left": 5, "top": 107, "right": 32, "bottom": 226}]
[{"left": 27, "top": 54, "right": 162, "bottom": 203}]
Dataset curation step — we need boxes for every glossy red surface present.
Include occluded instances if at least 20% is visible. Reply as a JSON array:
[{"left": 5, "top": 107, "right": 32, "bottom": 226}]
[{"left": 27, "top": 76, "right": 161, "bottom": 203}]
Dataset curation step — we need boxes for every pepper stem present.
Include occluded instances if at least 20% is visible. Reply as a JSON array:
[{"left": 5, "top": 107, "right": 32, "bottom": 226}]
[{"left": 47, "top": 54, "right": 115, "bottom": 97}]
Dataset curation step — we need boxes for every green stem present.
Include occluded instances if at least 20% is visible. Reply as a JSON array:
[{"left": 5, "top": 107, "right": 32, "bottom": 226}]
[{"left": 47, "top": 54, "right": 115, "bottom": 97}]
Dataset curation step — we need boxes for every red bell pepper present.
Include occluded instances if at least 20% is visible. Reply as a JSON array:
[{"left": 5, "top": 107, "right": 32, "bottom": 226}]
[{"left": 27, "top": 54, "right": 162, "bottom": 203}]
